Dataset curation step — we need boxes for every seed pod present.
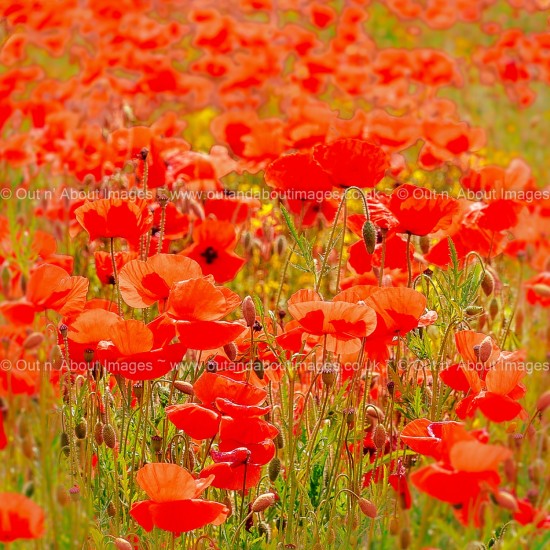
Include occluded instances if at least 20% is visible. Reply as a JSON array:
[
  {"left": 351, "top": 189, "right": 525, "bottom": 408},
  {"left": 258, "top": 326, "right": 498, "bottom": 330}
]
[
  {"left": 275, "top": 235, "right": 287, "bottom": 256},
  {"left": 362, "top": 220, "right": 377, "bottom": 254},
  {"left": 268, "top": 457, "right": 281, "bottom": 482},
  {"left": 252, "top": 492, "right": 277, "bottom": 513},
  {"left": 464, "top": 305, "right": 484, "bottom": 316},
  {"left": 23, "top": 480, "right": 34, "bottom": 497},
  {"left": 151, "top": 435, "right": 163, "bottom": 454},
  {"left": 94, "top": 422, "right": 104, "bottom": 445},
  {"left": 321, "top": 365, "right": 336, "bottom": 388},
  {"left": 22, "top": 332, "right": 44, "bottom": 350},
  {"left": 75, "top": 420, "right": 87, "bottom": 440},
  {"left": 114, "top": 538, "right": 133, "bottom": 550},
  {"left": 69, "top": 484, "right": 80, "bottom": 501},
  {"left": 389, "top": 517, "right": 400, "bottom": 535},
  {"left": 242, "top": 296, "right": 257, "bottom": 327},
  {"left": 223, "top": 342, "right": 237, "bottom": 361},
  {"left": 418, "top": 235, "right": 430, "bottom": 255},
  {"left": 102, "top": 423, "right": 117, "bottom": 449},
  {"left": 373, "top": 425, "right": 387, "bottom": 450},
  {"left": 358, "top": 498, "right": 377, "bottom": 518},
  {"left": 107, "top": 500, "right": 117, "bottom": 517},
  {"left": 173, "top": 381, "right": 194, "bottom": 396},
  {"left": 133, "top": 381, "right": 144, "bottom": 401},
  {"left": 481, "top": 271, "right": 495, "bottom": 296},
  {"left": 489, "top": 298, "right": 499, "bottom": 318},
  {"left": 206, "top": 359, "right": 218, "bottom": 373},
  {"left": 83, "top": 348, "right": 95, "bottom": 364},
  {"left": 344, "top": 407, "right": 356, "bottom": 427},
  {"left": 274, "top": 428, "right": 284, "bottom": 450}
]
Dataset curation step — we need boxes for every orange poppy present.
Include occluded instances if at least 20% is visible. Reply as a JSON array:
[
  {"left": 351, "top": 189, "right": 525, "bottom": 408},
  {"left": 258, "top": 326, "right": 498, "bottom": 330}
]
[
  {"left": 74, "top": 198, "right": 153, "bottom": 244},
  {"left": 0, "top": 494, "right": 45, "bottom": 543},
  {"left": 130, "top": 463, "right": 229, "bottom": 534},
  {"left": 0, "top": 264, "right": 88, "bottom": 325},
  {"left": 119, "top": 254, "right": 202, "bottom": 309},
  {"left": 180, "top": 219, "right": 245, "bottom": 283}
]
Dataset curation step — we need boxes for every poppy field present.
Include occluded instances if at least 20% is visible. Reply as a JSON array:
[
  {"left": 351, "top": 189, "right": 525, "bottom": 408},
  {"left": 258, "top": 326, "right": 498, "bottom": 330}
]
[{"left": 1, "top": 1, "right": 550, "bottom": 548}]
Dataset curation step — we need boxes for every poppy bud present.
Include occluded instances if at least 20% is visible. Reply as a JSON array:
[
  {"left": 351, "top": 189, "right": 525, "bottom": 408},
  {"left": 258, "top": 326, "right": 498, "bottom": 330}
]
[
  {"left": 503, "top": 458, "right": 517, "bottom": 483},
  {"left": 475, "top": 336, "right": 493, "bottom": 363},
  {"left": 223, "top": 342, "right": 237, "bottom": 361},
  {"left": 268, "top": 457, "right": 281, "bottom": 482},
  {"left": 253, "top": 360, "right": 264, "bottom": 380},
  {"left": 327, "top": 527, "right": 336, "bottom": 544},
  {"left": 242, "top": 296, "right": 257, "bottom": 327},
  {"left": 528, "top": 458, "right": 546, "bottom": 484},
  {"left": 82, "top": 348, "right": 94, "bottom": 364},
  {"left": 94, "top": 422, "right": 104, "bottom": 446},
  {"left": 358, "top": 497, "right": 377, "bottom": 518},
  {"left": 102, "top": 423, "right": 117, "bottom": 449},
  {"left": 61, "top": 432, "right": 70, "bottom": 456},
  {"left": 400, "top": 527, "right": 411, "bottom": 549},
  {"left": 493, "top": 490, "right": 518, "bottom": 512},
  {"left": 252, "top": 492, "right": 277, "bottom": 513},
  {"left": 373, "top": 424, "right": 386, "bottom": 450},
  {"left": 537, "top": 390, "right": 550, "bottom": 412},
  {"left": 274, "top": 429, "right": 284, "bottom": 450},
  {"left": 532, "top": 283, "right": 550, "bottom": 298},
  {"left": 481, "top": 271, "right": 495, "bottom": 296},
  {"left": 50, "top": 345, "right": 63, "bottom": 370},
  {"left": 107, "top": 501, "right": 117, "bottom": 517},
  {"left": 362, "top": 220, "right": 377, "bottom": 254},
  {"left": 242, "top": 231, "right": 253, "bottom": 253},
  {"left": 464, "top": 305, "right": 484, "bottom": 316},
  {"left": 418, "top": 235, "right": 430, "bottom": 254},
  {"left": 56, "top": 486, "right": 70, "bottom": 507},
  {"left": 276, "top": 235, "right": 288, "bottom": 256},
  {"left": 22, "top": 434, "right": 35, "bottom": 459},
  {"left": 114, "top": 538, "right": 133, "bottom": 550},
  {"left": 489, "top": 298, "right": 499, "bottom": 319},
  {"left": 75, "top": 420, "right": 87, "bottom": 440},
  {"left": 173, "top": 380, "right": 194, "bottom": 396},
  {"left": 22, "top": 332, "right": 44, "bottom": 350},
  {"left": 321, "top": 365, "right": 336, "bottom": 388}
]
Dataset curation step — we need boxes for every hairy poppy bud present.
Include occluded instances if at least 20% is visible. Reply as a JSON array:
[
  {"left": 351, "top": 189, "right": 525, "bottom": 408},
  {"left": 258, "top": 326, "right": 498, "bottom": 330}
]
[
  {"left": 50, "top": 345, "right": 63, "bottom": 370},
  {"left": 253, "top": 360, "right": 264, "bottom": 380},
  {"left": 464, "top": 305, "right": 484, "bottom": 316},
  {"left": 373, "top": 424, "right": 386, "bottom": 450},
  {"left": 532, "top": 284, "right": 550, "bottom": 298},
  {"left": 276, "top": 235, "right": 287, "bottom": 256},
  {"left": 489, "top": 298, "right": 499, "bottom": 318},
  {"left": 400, "top": 527, "right": 411, "bottom": 549},
  {"left": 481, "top": 271, "right": 495, "bottom": 296},
  {"left": 362, "top": 220, "right": 377, "bottom": 254},
  {"left": 418, "top": 235, "right": 430, "bottom": 254},
  {"left": 114, "top": 538, "right": 133, "bottom": 550},
  {"left": 75, "top": 420, "right": 87, "bottom": 440},
  {"left": 252, "top": 492, "right": 277, "bottom": 513},
  {"left": 358, "top": 498, "right": 377, "bottom": 518},
  {"left": 537, "top": 390, "right": 550, "bottom": 412},
  {"left": 173, "top": 380, "right": 194, "bottom": 396},
  {"left": 22, "top": 332, "right": 44, "bottom": 350},
  {"left": 389, "top": 517, "right": 399, "bottom": 535},
  {"left": 493, "top": 490, "right": 518, "bottom": 512},
  {"left": 269, "top": 457, "right": 281, "bottom": 482},
  {"left": 242, "top": 296, "right": 257, "bottom": 327},
  {"left": 102, "top": 423, "right": 117, "bottom": 449},
  {"left": 223, "top": 342, "right": 237, "bottom": 361},
  {"left": 94, "top": 422, "right": 104, "bottom": 446},
  {"left": 475, "top": 336, "right": 493, "bottom": 363}
]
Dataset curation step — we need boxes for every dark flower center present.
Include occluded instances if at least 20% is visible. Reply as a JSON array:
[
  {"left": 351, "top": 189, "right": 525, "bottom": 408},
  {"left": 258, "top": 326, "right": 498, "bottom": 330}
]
[{"left": 201, "top": 246, "right": 218, "bottom": 264}]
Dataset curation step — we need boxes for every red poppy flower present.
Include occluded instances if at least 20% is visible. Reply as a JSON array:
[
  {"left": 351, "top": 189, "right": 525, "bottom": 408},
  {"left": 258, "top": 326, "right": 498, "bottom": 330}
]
[
  {"left": 166, "top": 277, "right": 245, "bottom": 349},
  {"left": 312, "top": 138, "right": 388, "bottom": 188},
  {"left": 286, "top": 289, "right": 377, "bottom": 354},
  {"left": 180, "top": 219, "right": 245, "bottom": 283},
  {"left": 74, "top": 198, "right": 153, "bottom": 244},
  {"left": 130, "top": 463, "right": 229, "bottom": 534},
  {"left": 167, "top": 403, "right": 221, "bottom": 440},
  {"left": 388, "top": 184, "right": 460, "bottom": 236},
  {"left": 94, "top": 251, "right": 137, "bottom": 286},
  {"left": 0, "top": 264, "right": 88, "bottom": 325},
  {"left": 0, "top": 494, "right": 45, "bottom": 543},
  {"left": 119, "top": 254, "right": 202, "bottom": 309}
]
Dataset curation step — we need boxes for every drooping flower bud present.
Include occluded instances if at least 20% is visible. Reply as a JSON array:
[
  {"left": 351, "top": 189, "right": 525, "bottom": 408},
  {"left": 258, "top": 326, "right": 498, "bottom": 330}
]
[
  {"left": 362, "top": 220, "right": 377, "bottom": 254},
  {"left": 358, "top": 498, "right": 377, "bottom": 518},
  {"left": 242, "top": 296, "right": 257, "bottom": 327},
  {"left": 251, "top": 492, "right": 277, "bottom": 513}
]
